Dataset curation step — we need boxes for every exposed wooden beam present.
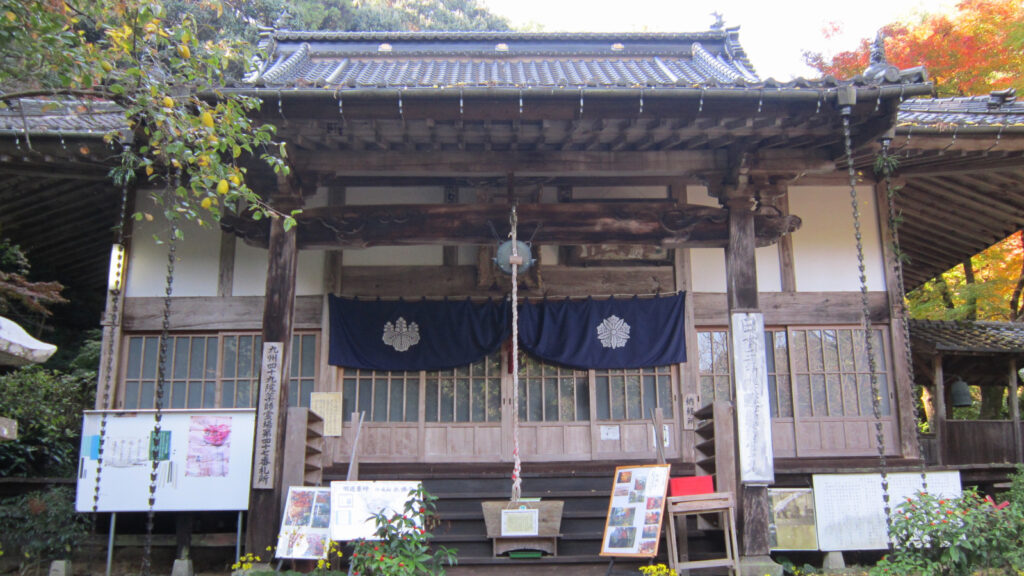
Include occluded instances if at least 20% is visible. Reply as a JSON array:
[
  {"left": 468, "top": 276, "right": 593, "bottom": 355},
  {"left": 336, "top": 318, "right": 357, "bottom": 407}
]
[
  {"left": 295, "top": 149, "right": 834, "bottom": 178},
  {"left": 221, "top": 201, "right": 802, "bottom": 250}
]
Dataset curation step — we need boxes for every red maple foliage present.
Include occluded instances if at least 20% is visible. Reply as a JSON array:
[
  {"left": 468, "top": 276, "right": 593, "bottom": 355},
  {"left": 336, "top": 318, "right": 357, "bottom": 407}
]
[{"left": 804, "top": 0, "right": 1024, "bottom": 96}]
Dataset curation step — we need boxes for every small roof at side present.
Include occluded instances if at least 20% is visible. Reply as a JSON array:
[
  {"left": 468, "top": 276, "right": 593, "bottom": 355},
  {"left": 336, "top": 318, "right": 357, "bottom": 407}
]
[{"left": 909, "top": 320, "right": 1024, "bottom": 356}]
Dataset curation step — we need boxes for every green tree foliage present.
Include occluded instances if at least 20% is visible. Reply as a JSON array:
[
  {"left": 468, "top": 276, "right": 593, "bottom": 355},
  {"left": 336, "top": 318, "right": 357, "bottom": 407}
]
[{"left": 0, "top": 366, "right": 94, "bottom": 477}]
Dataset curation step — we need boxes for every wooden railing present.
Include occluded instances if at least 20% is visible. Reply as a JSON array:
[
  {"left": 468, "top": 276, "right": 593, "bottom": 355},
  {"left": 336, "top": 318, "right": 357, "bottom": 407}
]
[{"left": 942, "top": 420, "right": 1024, "bottom": 465}]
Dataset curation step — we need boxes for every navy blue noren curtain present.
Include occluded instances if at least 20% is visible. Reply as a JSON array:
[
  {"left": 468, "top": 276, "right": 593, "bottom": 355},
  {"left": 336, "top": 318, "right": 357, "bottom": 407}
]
[
  {"left": 328, "top": 296, "right": 510, "bottom": 371},
  {"left": 518, "top": 293, "right": 686, "bottom": 370}
]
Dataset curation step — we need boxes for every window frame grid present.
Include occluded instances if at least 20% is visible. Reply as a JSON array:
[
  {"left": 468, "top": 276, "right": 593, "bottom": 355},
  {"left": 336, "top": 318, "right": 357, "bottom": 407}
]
[{"left": 120, "top": 331, "right": 319, "bottom": 410}]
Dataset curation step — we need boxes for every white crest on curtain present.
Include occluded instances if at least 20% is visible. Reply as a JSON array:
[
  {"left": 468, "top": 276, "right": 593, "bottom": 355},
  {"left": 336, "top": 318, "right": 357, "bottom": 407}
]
[
  {"left": 596, "top": 315, "right": 630, "bottom": 349},
  {"left": 383, "top": 317, "right": 420, "bottom": 352}
]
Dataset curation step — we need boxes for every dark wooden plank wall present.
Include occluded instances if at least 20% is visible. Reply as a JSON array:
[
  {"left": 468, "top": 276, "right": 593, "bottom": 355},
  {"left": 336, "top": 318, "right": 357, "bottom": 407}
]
[{"left": 943, "top": 421, "right": 1024, "bottom": 465}]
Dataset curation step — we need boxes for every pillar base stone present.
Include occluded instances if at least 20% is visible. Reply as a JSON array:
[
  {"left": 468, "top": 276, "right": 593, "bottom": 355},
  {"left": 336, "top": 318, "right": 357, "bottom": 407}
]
[
  {"left": 740, "top": 554, "right": 783, "bottom": 576},
  {"left": 171, "top": 558, "right": 194, "bottom": 576}
]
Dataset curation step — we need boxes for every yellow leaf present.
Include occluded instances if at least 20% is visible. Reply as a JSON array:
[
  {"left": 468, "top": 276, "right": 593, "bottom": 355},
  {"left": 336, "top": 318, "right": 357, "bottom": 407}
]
[
  {"left": 4, "top": 12, "right": 15, "bottom": 22},
  {"left": 145, "top": 165, "right": 154, "bottom": 176},
  {"left": 200, "top": 111, "right": 214, "bottom": 128},
  {"left": 201, "top": 197, "right": 212, "bottom": 209},
  {"left": 217, "top": 179, "right": 229, "bottom": 195},
  {"left": 162, "top": 96, "right": 174, "bottom": 108},
  {"left": 177, "top": 44, "right": 191, "bottom": 59}
]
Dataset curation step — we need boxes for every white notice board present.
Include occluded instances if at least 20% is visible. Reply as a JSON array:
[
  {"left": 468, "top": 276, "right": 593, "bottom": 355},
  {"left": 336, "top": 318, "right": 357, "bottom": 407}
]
[
  {"left": 813, "top": 471, "right": 961, "bottom": 551},
  {"left": 75, "top": 409, "right": 255, "bottom": 512},
  {"left": 329, "top": 481, "right": 421, "bottom": 541}
]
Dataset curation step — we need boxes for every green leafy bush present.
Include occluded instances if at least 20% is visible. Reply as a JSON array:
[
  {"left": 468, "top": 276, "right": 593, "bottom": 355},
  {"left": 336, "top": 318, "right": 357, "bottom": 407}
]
[
  {"left": 349, "top": 486, "right": 456, "bottom": 576},
  {"left": 0, "top": 486, "right": 90, "bottom": 569},
  {"left": 872, "top": 467, "right": 1024, "bottom": 576},
  {"left": 0, "top": 367, "right": 94, "bottom": 477}
]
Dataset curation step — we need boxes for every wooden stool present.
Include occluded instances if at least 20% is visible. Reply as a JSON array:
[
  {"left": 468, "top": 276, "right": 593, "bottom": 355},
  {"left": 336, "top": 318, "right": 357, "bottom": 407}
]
[{"left": 665, "top": 492, "right": 739, "bottom": 576}]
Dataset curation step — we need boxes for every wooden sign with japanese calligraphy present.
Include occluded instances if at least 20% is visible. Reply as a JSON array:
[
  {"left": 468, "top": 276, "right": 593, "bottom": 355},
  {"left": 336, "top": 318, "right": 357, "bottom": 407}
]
[
  {"left": 730, "top": 312, "right": 774, "bottom": 484},
  {"left": 253, "top": 341, "right": 284, "bottom": 490}
]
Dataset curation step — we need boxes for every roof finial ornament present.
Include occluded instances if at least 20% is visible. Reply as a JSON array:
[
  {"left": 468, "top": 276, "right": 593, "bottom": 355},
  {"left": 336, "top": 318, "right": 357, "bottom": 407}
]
[
  {"left": 710, "top": 12, "right": 725, "bottom": 29},
  {"left": 870, "top": 31, "right": 887, "bottom": 65},
  {"left": 863, "top": 30, "right": 900, "bottom": 84}
]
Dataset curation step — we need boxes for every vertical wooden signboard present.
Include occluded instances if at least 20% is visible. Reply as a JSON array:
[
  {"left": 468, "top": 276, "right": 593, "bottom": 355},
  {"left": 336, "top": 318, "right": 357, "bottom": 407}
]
[
  {"left": 253, "top": 341, "right": 284, "bottom": 489},
  {"left": 730, "top": 312, "right": 774, "bottom": 484},
  {"left": 599, "top": 464, "right": 671, "bottom": 557}
]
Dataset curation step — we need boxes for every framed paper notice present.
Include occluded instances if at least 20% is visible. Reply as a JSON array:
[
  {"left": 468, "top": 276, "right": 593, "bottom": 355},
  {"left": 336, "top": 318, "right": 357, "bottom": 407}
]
[
  {"left": 501, "top": 508, "right": 539, "bottom": 536},
  {"left": 599, "top": 464, "right": 671, "bottom": 557}
]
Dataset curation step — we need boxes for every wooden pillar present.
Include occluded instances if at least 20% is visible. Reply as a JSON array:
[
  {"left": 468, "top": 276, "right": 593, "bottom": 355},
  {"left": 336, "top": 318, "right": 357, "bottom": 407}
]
[
  {"left": 1010, "top": 358, "right": 1022, "bottom": 463},
  {"left": 875, "top": 180, "right": 919, "bottom": 460},
  {"left": 217, "top": 231, "right": 236, "bottom": 298},
  {"left": 723, "top": 187, "right": 774, "bottom": 559},
  {"left": 932, "top": 355, "right": 946, "bottom": 466},
  {"left": 96, "top": 186, "right": 136, "bottom": 410},
  {"left": 775, "top": 191, "right": 796, "bottom": 293},
  {"left": 246, "top": 194, "right": 301, "bottom": 553}
]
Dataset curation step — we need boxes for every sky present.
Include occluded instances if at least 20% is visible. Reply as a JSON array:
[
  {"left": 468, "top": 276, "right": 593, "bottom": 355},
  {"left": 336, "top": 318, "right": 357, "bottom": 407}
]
[{"left": 480, "top": 0, "right": 960, "bottom": 80}]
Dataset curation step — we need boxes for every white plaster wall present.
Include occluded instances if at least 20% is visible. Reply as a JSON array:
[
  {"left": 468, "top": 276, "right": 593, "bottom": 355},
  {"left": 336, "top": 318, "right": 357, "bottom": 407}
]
[
  {"left": 572, "top": 186, "right": 668, "bottom": 200},
  {"left": 342, "top": 245, "right": 444, "bottom": 266},
  {"left": 684, "top": 186, "right": 781, "bottom": 293},
  {"left": 126, "top": 208, "right": 219, "bottom": 298},
  {"left": 690, "top": 248, "right": 727, "bottom": 292},
  {"left": 232, "top": 243, "right": 325, "bottom": 296},
  {"left": 789, "top": 185, "right": 885, "bottom": 292},
  {"left": 346, "top": 186, "right": 444, "bottom": 204}
]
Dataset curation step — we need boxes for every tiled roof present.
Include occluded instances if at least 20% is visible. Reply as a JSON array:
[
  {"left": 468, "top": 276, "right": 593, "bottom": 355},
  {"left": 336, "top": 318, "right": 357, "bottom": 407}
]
[
  {"left": 897, "top": 90, "right": 1024, "bottom": 127},
  {"left": 909, "top": 320, "right": 1024, "bottom": 355},
  {"left": 0, "top": 99, "right": 124, "bottom": 135},
  {"left": 246, "top": 29, "right": 904, "bottom": 89}
]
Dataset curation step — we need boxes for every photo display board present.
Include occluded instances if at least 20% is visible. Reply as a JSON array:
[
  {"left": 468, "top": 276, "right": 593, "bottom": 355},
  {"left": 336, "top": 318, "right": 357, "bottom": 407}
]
[
  {"left": 813, "top": 471, "right": 961, "bottom": 551},
  {"left": 75, "top": 409, "right": 255, "bottom": 512},
  {"left": 599, "top": 464, "right": 671, "bottom": 557},
  {"left": 329, "top": 481, "right": 422, "bottom": 541},
  {"left": 768, "top": 488, "right": 818, "bottom": 551},
  {"left": 277, "top": 487, "right": 332, "bottom": 560}
]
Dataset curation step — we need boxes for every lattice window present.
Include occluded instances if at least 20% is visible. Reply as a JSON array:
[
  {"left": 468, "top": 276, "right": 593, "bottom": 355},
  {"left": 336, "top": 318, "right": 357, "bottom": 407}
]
[
  {"left": 425, "top": 352, "right": 502, "bottom": 423},
  {"left": 697, "top": 330, "right": 732, "bottom": 406},
  {"left": 518, "top": 353, "right": 589, "bottom": 422},
  {"left": 788, "top": 327, "right": 890, "bottom": 417},
  {"left": 122, "top": 332, "right": 318, "bottom": 409},
  {"left": 342, "top": 369, "right": 419, "bottom": 423},
  {"left": 594, "top": 365, "right": 673, "bottom": 420},
  {"left": 695, "top": 326, "right": 890, "bottom": 418}
]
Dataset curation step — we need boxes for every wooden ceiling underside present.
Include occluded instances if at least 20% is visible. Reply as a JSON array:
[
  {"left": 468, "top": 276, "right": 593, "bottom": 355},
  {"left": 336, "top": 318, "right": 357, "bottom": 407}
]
[{"left": 1, "top": 113, "right": 1022, "bottom": 311}]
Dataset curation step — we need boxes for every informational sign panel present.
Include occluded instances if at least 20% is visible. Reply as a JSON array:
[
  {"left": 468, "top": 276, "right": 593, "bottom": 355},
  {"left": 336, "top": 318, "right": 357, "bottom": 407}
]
[
  {"left": 813, "top": 471, "right": 962, "bottom": 551},
  {"left": 501, "top": 508, "right": 539, "bottom": 536},
  {"left": 253, "top": 341, "right": 284, "bottom": 489},
  {"left": 768, "top": 488, "right": 818, "bottom": 551},
  {"left": 311, "top": 392, "right": 343, "bottom": 437},
  {"left": 277, "top": 487, "right": 332, "bottom": 559},
  {"left": 329, "top": 481, "right": 421, "bottom": 541},
  {"left": 75, "top": 409, "right": 255, "bottom": 512},
  {"left": 600, "top": 464, "right": 671, "bottom": 557},
  {"left": 730, "top": 312, "right": 774, "bottom": 484}
]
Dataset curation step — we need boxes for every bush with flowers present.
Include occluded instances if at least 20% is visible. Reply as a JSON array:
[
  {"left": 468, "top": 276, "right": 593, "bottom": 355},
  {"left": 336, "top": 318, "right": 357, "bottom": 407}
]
[
  {"left": 871, "top": 466, "right": 1024, "bottom": 576},
  {"left": 348, "top": 485, "right": 457, "bottom": 576}
]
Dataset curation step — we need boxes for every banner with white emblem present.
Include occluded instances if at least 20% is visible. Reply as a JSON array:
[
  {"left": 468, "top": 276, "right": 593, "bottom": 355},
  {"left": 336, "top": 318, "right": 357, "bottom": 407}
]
[
  {"left": 328, "top": 296, "right": 510, "bottom": 371},
  {"left": 518, "top": 293, "right": 686, "bottom": 369}
]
